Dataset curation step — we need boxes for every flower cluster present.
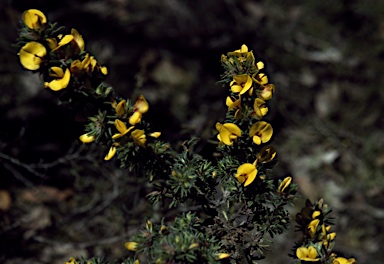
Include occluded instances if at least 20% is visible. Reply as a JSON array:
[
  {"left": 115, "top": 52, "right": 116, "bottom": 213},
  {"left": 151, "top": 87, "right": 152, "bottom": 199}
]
[
  {"left": 294, "top": 199, "right": 357, "bottom": 264},
  {"left": 217, "top": 44, "right": 276, "bottom": 187},
  {"left": 16, "top": 10, "right": 356, "bottom": 264},
  {"left": 17, "top": 9, "right": 162, "bottom": 165},
  {"left": 18, "top": 9, "right": 107, "bottom": 92}
]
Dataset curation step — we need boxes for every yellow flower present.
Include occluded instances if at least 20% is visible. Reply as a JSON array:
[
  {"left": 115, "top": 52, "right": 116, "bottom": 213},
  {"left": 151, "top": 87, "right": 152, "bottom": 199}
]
[
  {"left": 252, "top": 72, "right": 268, "bottom": 85},
  {"left": 134, "top": 260, "right": 140, "bottom": 264},
  {"left": 312, "top": 211, "right": 321, "bottom": 219},
  {"left": 112, "top": 119, "right": 134, "bottom": 139},
  {"left": 81, "top": 53, "right": 107, "bottom": 76},
  {"left": 259, "top": 84, "right": 275, "bottom": 101},
  {"left": 227, "top": 44, "right": 254, "bottom": 62},
  {"left": 53, "top": 34, "right": 74, "bottom": 51},
  {"left": 50, "top": 29, "right": 84, "bottom": 55},
  {"left": 129, "top": 95, "right": 149, "bottom": 125},
  {"left": 278, "top": 176, "right": 292, "bottom": 194},
  {"left": 215, "top": 122, "right": 242, "bottom": 146},
  {"left": 18, "top": 41, "right": 47, "bottom": 70},
  {"left": 131, "top": 129, "right": 146, "bottom": 146},
  {"left": 226, "top": 96, "right": 241, "bottom": 118},
  {"left": 129, "top": 111, "right": 142, "bottom": 126},
  {"left": 296, "top": 246, "right": 320, "bottom": 261},
  {"left": 22, "top": 9, "right": 46, "bottom": 30},
  {"left": 115, "top": 100, "right": 127, "bottom": 117},
  {"left": 64, "top": 257, "right": 77, "bottom": 264},
  {"left": 230, "top": 74, "right": 253, "bottom": 95},
  {"left": 104, "top": 145, "right": 117, "bottom": 161},
  {"left": 249, "top": 121, "right": 273, "bottom": 145},
  {"left": 235, "top": 163, "right": 258, "bottom": 187},
  {"left": 308, "top": 219, "right": 320, "bottom": 238},
  {"left": 134, "top": 95, "right": 149, "bottom": 114},
  {"left": 125, "top": 241, "right": 138, "bottom": 251},
  {"left": 149, "top": 132, "right": 161, "bottom": 138},
  {"left": 333, "top": 257, "right": 357, "bottom": 264},
  {"left": 44, "top": 67, "right": 71, "bottom": 91},
  {"left": 256, "top": 146, "right": 277, "bottom": 163},
  {"left": 71, "top": 28, "right": 85, "bottom": 53},
  {"left": 217, "top": 253, "right": 231, "bottom": 260},
  {"left": 79, "top": 133, "right": 95, "bottom": 143},
  {"left": 253, "top": 98, "right": 268, "bottom": 119},
  {"left": 256, "top": 61, "right": 264, "bottom": 70}
]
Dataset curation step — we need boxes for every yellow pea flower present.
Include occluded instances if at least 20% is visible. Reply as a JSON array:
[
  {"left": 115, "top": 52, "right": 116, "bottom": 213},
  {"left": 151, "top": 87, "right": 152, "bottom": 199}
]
[
  {"left": 259, "top": 83, "right": 275, "bottom": 101},
  {"left": 104, "top": 145, "right": 117, "bottom": 161},
  {"left": 129, "top": 111, "right": 142, "bottom": 126},
  {"left": 333, "top": 257, "right": 357, "bottom": 264},
  {"left": 253, "top": 98, "right": 268, "bottom": 119},
  {"left": 256, "top": 61, "right": 264, "bottom": 70},
  {"left": 312, "top": 211, "right": 321, "bottom": 219},
  {"left": 128, "top": 95, "right": 148, "bottom": 125},
  {"left": 249, "top": 121, "right": 273, "bottom": 145},
  {"left": 230, "top": 74, "right": 253, "bottom": 95},
  {"left": 71, "top": 28, "right": 85, "bottom": 53},
  {"left": 277, "top": 176, "right": 292, "bottom": 194},
  {"left": 64, "top": 257, "right": 77, "bottom": 264},
  {"left": 257, "top": 146, "right": 277, "bottom": 164},
  {"left": 115, "top": 100, "right": 127, "bottom": 117},
  {"left": 44, "top": 67, "right": 71, "bottom": 91},
  {"left": 227, "top": 44, "right": 254, "bottom": 62},
  {"left": 125, "top": 241, "right": 138, "bottom": 251},
  {"left": 308, "top": 219, "right": 320, "bottom": 238},
  {"left": 112, "top": 119, "right": 134, "bottom": 139},
  {"left": 235, "top": 163, "right": 258, "bottom": 187},
  {"left": 296, "top": 246, "right": 320, "bottom": 261},
  {"left": 133, "top": 95, "right": 149, "bottom": 114},
  {"left": 18, "top": 41, "right": 47, "bottom": 70},
  {"left": 131, "top": 129, "right": 146, "bottom": 146},
  {"left": 53, "top": 34, "right": 74, "bottom": 51},
  {"left": 149, "top": 132, "right": 161, "bottom": 138},
  {"left": 22, "top": 9, "right": 46, "bottom": 30},
  {"left": 79, "top": 133, "right": 95, "bottom": 143},
  {"left": 216, "top": 122, "right": 242, "bottom": 146},
  {"left": 252, "top": 72, "right": 268, "bottom": 85}
]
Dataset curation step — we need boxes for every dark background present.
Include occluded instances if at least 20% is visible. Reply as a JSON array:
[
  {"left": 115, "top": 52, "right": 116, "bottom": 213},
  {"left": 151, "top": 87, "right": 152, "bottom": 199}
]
[{"left": 1, "top": 0, "right": 384, "bottom": 263}]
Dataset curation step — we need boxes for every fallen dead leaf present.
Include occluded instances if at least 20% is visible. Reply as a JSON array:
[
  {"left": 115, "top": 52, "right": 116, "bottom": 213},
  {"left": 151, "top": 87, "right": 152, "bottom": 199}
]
[{"left": 0, "top": 189, "right": 12, "bottom": 211}]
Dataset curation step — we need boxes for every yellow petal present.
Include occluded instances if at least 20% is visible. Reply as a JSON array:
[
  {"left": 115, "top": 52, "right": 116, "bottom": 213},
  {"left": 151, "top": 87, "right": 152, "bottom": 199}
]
[
  {"left": 149, "top": 132, "right": 161, "bottom": 138},
  {"left": 114, "top": 119, "right": 128, "bottom": 134},
  {"left": 236, "top": 163, "right": 258, "bottom": 187},
  {"left": 277, "top": 176, "right": 292, "bottom": 193},
  {"left": 131, "top": 129, "right": 146, "bottom": 146},
  {"left": 55, "top": 34, "right": 74, "bottom": 49},
  {"left": 79, "top": 134, "right": 95, "bottom": 143},
  {"left": 256, "top": 61, "right": 264, "bottom": 70},
  {"left": 115, "top": 100, "right": 127, "bottom": 117},
  {"left": 22, "top": 9, "right": 47, "bottom": 30},
  {"left": 125, "top": 241, "right": 138, "bottom": 251},
  {"left": 19, "top": 41, "right": 47, "bottom": 70},
  {"left": 104, "top": 146, "right": 117, "bottom": 161},
  {"left": 129, "top": 111, "right": 142, "bottom": 125},
  {"left": 46, "top": 38, "right": 58, "bottom": 50},
  {"left": 71, "top": 28, "right": 85, "bottom": 52},
  {"left": 46, "top": 68, "right": 71, "bottom": 91},
  {"left": 50, "top": 66, "right": 65, "bottom": 78},
  {"left": 218, "top": 123, "right": 242, "bottom": 146},
  {"left": 134, "top": 95, "right": 149, "bottom": 114}
]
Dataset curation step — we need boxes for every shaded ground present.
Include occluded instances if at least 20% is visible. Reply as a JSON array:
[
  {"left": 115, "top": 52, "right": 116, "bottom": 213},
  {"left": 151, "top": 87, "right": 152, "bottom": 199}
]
[{"left": 1, "top": 0, "right": 384, "bottom": 263}]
